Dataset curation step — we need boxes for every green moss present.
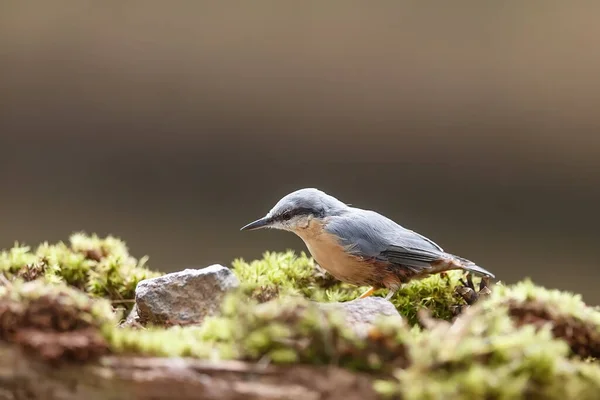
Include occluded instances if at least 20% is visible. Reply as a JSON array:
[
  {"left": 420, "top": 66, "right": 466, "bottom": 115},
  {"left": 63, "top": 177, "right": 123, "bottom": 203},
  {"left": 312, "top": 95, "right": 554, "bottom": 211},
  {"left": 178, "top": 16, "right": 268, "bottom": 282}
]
[
  {"left": 387, "top": 272, "right": 467, "bottom": 325},
  {"left": 369, "top": 280, "right": 600, "bottom": 399},
  {"left": 0, "top": 278, "right": 119, "bottom": 362},
  {"left": 2, "top": 237, "right": 600, "bottom": 398},
  {"left": 0, "top": 278, "right": 118, "bottom": 327},
  {"left": 104, "top": 324, "right": 234, "bottom": 360},
  {"left": 474, "top": 279, "right": 600, "bottom": 359},
  {"left": 108, "top": 291, "right": 410, "bottom": 373},
  {"left": 231, "top": 250, "right": 363, "bottom": 301},
  {"left": 0, "top": 232, "right": 161, "bottom": 313},
  {"left": 0, "top": 239, "right": 471, "bottom": 326},
  {"left": 484, "top": 278, "right": 600, "bottom": 327},
  {"left": 375, "top": 303, "right": 600, "bottom": 400},
  {"left": 108, "top": 287, "right": 600, "bottom": 399},
  {"left": 215, "top": 293, "right": 410, "bottom": 371},
  {"left": 232, "top": 250, "right": 472, "bottom": 325}
]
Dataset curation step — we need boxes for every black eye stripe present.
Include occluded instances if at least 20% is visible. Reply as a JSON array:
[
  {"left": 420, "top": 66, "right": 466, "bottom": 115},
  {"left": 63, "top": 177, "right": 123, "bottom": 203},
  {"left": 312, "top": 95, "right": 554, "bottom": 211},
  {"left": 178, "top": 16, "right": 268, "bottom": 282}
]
[{"left": 278, "top": 207, "right": 317, "bottom": 221}]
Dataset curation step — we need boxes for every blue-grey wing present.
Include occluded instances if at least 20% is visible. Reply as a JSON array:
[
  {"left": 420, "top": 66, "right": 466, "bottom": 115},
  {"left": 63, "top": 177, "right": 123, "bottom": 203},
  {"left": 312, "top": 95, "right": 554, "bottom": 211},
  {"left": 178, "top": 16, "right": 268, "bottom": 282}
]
[{"left": 325, "top": 209, "right": 445, "bottom": 273}]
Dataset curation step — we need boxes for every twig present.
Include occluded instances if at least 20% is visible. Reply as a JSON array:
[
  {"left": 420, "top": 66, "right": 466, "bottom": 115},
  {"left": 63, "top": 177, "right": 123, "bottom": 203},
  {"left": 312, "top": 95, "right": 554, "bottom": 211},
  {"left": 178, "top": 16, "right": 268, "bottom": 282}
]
[{"left": 0, "top": 274, "right": 12, "bottom": 288}]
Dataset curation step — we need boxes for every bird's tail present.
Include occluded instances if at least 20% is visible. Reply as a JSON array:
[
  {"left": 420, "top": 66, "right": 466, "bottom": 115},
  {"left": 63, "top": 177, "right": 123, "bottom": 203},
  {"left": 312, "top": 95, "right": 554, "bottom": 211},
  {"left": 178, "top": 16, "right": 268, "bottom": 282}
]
[{"left": 450, "top": 254, "right": 495, "bottom": 279}]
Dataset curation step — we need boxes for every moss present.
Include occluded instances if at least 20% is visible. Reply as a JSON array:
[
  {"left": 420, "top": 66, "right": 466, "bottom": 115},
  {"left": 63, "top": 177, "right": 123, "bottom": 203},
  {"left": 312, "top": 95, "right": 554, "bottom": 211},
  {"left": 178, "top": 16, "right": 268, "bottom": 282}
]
[
  {"left": 108, "top": 288, "right": 600, "bottom": 399},
  {"left": 206, "top": 292, "right": 410, "bottom": 371},
  {"left": 231, "top": 250, "right": 357, "bottom": 301},
  {"left": 375, "top": 302, "right": 600, "bottom": 400},
  {"left": 113, "top": 252, "right": 600, "bottom": 398},
  {"left": 232, "top": 250, "right": 473, "bottom": 325},
  {"left": 0, "top": 239, "right": 472, "bottom": 326},
  {"left": 108, "top": 292, "right": 410, "bottom": 372},
  {"left": 476, "top": 279, "right": 600, "bottom": 359},
  {"left": 370, "top": 280, "right": 600, "bottom": 399},
  {"left": 2, "top": 237, "right": 600, "bottom": 398},
  {"left": 104, "top": 324, "right": 232, "bottom": 360},
  {"left": 0, "top": 233, "right": 161, "bottom": 313},
  {"left": 387, "top": 272, "right": 468, "bottom": 325},
  {"left": 0, "top": 278, "right": 118, "bottom": 363},
  {"left": 3, "top": 268, "right": 599, "bottom": 399}
]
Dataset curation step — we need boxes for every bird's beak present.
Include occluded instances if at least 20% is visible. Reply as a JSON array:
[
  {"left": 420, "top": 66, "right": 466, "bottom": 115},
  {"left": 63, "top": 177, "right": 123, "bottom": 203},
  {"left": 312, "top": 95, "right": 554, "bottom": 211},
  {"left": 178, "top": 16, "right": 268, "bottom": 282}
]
[{"left": 240, "top": 216, "right": 271, "bottom": 231}]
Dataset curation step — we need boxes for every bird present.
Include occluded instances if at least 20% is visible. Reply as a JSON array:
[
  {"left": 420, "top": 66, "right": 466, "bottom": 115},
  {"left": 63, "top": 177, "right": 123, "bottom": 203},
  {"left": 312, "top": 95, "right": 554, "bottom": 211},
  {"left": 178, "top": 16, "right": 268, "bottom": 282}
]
[{"left": 240, "top": 188, "right": 495, "bottom": 301}]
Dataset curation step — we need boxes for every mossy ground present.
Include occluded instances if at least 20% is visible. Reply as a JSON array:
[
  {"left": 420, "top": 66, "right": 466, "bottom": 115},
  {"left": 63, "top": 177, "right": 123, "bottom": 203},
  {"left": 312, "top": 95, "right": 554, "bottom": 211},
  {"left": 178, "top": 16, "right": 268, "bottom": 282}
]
[
  {"left": 0, "top": 233, "right": 160, "bottom": 314},
  {"left": 1, "top": 233, "right": 600, "bottom": 399},
  {"left": 0, "top": 278, "right": 118, "bottom": 362},
  {"left": 231, "top": 250, "right": 466, "bottom": 325}
]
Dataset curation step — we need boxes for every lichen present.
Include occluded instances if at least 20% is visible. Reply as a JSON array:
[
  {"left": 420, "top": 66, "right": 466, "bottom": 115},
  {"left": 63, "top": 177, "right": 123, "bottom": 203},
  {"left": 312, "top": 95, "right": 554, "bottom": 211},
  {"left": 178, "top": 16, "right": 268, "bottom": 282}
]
[{"left": 0, "top": 233, "right": 161, "bottom": 313}]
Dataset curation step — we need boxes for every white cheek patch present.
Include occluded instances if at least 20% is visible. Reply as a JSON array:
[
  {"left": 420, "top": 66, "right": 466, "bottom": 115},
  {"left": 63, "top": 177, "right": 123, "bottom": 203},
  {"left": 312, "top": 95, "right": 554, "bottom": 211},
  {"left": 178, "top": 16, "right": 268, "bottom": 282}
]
[
  {"left": 270, "top": 221, "right": 285, "bottom": 230},
  {"left": 291, "top": 215, "right": 310, "bottom": 229}
]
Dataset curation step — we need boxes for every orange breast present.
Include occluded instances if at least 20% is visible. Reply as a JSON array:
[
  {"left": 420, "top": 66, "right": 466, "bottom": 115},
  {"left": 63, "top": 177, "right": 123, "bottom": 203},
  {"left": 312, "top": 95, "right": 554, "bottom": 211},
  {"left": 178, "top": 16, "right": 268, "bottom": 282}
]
[{"left": 293, "top": 219, "right": 378, "bottom": 286}]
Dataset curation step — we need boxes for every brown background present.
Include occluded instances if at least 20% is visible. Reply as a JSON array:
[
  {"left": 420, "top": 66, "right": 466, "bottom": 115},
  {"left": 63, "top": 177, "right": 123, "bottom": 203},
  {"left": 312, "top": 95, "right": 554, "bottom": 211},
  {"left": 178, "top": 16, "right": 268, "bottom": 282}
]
[{"left": 1, "top": 3, "right": 599, "bottom": 303}]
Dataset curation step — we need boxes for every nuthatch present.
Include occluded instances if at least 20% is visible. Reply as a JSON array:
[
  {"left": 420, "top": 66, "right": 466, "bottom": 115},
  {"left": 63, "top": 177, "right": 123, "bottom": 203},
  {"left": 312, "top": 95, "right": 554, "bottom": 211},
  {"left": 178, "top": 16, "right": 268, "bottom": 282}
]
[{"left": 240, "top": 188, "right": 495, "bottom": 301}]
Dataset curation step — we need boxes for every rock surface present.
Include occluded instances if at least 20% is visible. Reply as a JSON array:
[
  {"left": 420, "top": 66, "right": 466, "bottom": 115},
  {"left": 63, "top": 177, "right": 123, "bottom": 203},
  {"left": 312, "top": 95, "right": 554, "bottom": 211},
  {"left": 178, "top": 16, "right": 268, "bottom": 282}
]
[
  {"left": 318, "top": 296, "right": 402, "bottom": 337},
  {"left": 134, "top": 265, "right": 240, "bottom": 326}
]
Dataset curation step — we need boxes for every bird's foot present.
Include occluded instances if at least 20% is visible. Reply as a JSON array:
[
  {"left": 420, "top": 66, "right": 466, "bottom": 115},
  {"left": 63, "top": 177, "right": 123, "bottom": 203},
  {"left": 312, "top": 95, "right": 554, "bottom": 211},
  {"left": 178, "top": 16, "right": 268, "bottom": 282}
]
[
  {"left": 357, "top": 287, "right": 397, "bottom": 301},
  {"left": 358, "top": 286, "right": 375, "bottom": 299},
  {"left": 312, "top": 263, "right": 339, "bottom": 289},
  {"left": 452, "top": 274, "right": 492, "bottom": 314},
  {"left": 384, "top": 289, "right": 397, "bottom": 301},
  {"left": 439, "top": 271, "right": 451, "bottom": 284}
]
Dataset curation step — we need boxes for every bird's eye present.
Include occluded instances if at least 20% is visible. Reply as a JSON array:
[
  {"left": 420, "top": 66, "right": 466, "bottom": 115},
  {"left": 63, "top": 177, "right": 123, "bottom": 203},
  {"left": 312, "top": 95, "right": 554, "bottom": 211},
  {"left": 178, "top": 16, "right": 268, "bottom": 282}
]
[{"left": 281, "top": 211, "right": 293, "bottom": 221}]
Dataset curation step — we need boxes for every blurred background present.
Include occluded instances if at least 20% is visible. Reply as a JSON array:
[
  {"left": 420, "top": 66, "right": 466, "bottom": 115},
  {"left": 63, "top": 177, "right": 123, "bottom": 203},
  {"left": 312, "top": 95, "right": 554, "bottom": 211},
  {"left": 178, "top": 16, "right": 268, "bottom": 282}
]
[{"left": 1, "top": 3, "right": 599, "bottom": 303}]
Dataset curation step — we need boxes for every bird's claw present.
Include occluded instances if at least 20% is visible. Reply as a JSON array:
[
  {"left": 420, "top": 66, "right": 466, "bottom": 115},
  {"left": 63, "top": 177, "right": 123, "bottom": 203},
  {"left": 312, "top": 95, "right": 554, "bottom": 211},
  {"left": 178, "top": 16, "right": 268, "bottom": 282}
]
[{"left": 452, "top": 274, "right": 492, "bottom": 315}]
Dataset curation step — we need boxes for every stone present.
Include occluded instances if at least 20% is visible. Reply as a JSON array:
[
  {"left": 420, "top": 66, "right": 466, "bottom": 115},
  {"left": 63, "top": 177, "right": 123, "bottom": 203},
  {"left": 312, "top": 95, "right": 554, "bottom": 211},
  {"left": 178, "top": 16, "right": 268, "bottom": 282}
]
[
  {"left": 134, "top": 264, "right": 239, "bottom": 326},
  {"left": 119, "top": 304, "right": 141, "bottom": 328},
  {"left": 318, "top": 296, "right": 402, "bottom": 337}
]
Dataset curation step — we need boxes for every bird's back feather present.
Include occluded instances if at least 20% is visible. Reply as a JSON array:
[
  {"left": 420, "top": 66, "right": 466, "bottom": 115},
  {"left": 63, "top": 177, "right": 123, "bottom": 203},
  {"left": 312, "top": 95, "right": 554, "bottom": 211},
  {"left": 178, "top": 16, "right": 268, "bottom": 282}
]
[{"left": 325, "top": 208, "right": 493, "bottom": 278}]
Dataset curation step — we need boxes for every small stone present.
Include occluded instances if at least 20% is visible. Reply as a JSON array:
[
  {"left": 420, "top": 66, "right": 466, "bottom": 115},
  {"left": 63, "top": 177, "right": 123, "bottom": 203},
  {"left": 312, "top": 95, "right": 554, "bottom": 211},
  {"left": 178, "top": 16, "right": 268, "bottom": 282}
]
[
  {"left": 135, "top": 265, "right": 239, "bottom": 326},
  {"left": 318, "top": 297, "right": 402, "bottom": 337},
  {"left": 119, "top": 304, "right": 141, "bottom": 328}
]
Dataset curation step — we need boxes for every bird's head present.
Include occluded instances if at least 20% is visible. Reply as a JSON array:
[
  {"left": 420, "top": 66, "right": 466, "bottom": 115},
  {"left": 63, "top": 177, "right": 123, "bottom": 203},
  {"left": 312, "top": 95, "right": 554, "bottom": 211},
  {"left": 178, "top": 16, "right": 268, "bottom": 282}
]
[{"left": 240, "top": 188, "right": 348, "bottom": 233}]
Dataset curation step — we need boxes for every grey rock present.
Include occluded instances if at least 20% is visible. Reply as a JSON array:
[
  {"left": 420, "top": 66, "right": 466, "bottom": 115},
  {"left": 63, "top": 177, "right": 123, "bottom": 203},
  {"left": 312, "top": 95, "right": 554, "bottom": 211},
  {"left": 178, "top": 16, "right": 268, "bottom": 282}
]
[
  {"left": 135, "top": 264, "right": 239, "bottom": 326},
  {"left": 318, "top": 297, "right": 402, "bottom": 337}
]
